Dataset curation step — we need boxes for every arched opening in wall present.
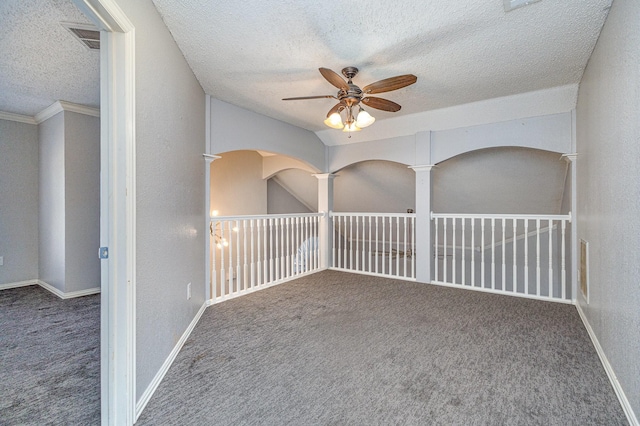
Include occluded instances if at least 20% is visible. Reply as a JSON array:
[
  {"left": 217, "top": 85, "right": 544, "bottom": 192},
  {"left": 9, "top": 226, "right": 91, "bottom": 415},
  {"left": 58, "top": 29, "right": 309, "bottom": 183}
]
[
  {"left": 334, "top": 160, "right": 415, "bottom": 213},
  {"left": 210, "top": 150, "right": 319, "bottom": 216},
  {"left": 434, "top": 147, "right": 569, "bottom": 214}
]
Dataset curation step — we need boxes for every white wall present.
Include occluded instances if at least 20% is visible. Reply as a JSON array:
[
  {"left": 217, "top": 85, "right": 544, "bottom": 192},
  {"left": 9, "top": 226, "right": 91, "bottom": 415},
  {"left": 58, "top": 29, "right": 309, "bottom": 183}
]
[
  {"left": 211, "top": 150, "right": 267, "bottom": 216},
  {"left": 0, "top": 119, "right": 39, "bottom": 285},
  {"left": 38, "top": 112, "right": 66, "bottom": 292},
  {"left": 115, "top": 0, "right": 207, "bottom": 402},
  {"left": 576, "top": 0, "right": 640, "bottom": 420}
]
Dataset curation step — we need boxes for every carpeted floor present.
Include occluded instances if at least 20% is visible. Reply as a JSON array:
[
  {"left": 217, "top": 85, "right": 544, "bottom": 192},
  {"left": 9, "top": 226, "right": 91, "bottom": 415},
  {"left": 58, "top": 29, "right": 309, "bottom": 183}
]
[
  {"left": 137, "top": 270, "right": 627, "bottom": 425},
  {"left": 0, "top": 285, "right": 100, "bottom": 425}
]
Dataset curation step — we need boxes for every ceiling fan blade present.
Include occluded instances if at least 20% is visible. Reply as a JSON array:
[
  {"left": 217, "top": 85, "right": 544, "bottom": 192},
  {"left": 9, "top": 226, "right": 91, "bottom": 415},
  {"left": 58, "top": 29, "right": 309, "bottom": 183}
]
[
  {"left": 362, "top": 97, "right": 402, "bottom": 112},
  {"left": 319, "top": 68, "right": 349, "bottom": 91},
  {"left": 363, "top": 74, "right": 417, "bottom": 94},
  {"left": 282, "top": 95, "right": 336, "bottom": 100},
  {"left": 326, "top": 102, "right": 345, "bottom": 117}
]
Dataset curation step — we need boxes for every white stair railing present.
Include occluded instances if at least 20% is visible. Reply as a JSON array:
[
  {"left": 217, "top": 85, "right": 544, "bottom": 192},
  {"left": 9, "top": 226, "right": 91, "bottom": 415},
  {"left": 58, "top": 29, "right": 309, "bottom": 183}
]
[
  {"left": 431, "top": 213, "right": 572, "bottom": 302},
  {"left": 210, "top": 213, "right": 324, "bottom": 303},
  {"left": 330, "top": 212, "right": 416, "bottom": 280}
]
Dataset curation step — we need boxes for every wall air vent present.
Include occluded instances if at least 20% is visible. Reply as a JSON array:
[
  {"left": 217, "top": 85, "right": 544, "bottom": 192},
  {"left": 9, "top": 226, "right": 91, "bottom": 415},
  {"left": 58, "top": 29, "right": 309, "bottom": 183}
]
[
  {"left": 503, "top": 0, "right": 541, "bottom": 12},
  {"left": 61, "top": 22, "right": 100, "bottom": 50}
]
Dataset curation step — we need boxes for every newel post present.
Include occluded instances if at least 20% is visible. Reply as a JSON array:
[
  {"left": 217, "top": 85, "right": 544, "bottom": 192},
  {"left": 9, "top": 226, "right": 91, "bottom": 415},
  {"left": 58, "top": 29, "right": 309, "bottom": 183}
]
[
  {"left": 410, "top": 165, "right": 436, "bottom": 283},
  {"left": 314, "top": 173, "right": 336, "bottom": 269},
  {"left": 204, "top": 154, "right": 221, "bottom": 301}
]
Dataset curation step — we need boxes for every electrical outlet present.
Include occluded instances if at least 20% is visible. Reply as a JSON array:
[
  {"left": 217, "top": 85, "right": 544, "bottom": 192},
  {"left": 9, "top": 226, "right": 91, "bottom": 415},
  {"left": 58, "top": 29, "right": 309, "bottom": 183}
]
[
  {"left": 0, "top": 256, "right": 3, "bottom": 266},
  {"left": 187, "top": 282, "right": 191, "bottom": 300}
]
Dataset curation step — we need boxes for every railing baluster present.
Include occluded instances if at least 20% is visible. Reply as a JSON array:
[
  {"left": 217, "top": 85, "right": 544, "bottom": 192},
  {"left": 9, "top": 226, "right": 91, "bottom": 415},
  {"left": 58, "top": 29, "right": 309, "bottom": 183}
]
[
  {"left": 524, "top": 219, "right": 529, "bottom": 295},
  {"left": 481, "top": 218, "right": 485, "bottom": 289},
  {"left": 452, "top": 217, "right": 457, "bottom": 284},
  {"left": 471, "top": 218, "right": 475, "bottom": 287},
  {"left": 561, "top": 219, "right": 566, "bottom": 300},
  {"left": 349, "top": 216, "right": 353, "bottom": 270},
  {"left": 502, "top": 218, "right": 506, "bottom": 291},
  {"left": 491, "top": 218, "right": 495, "bottom": 290},
  {"left": 220, "top": 221, "right": 226, "bottom": 297},
  {"left": 269, "top": 218, "right": 274, "bottom": 283},
  {"left": 375, "top": 216, "right": 379, "bottom": 274},
  {"left": 434, "top": 216, "right": 439, "bottom": 282},
  {"left": 548, "top": 219, "right": 553, "bottom": 298},
  {"left": 536, "top": 218, "right": 541, "bottom": 297},
  {"left": 461, "top": 218, "right": 465, "bottom": 286},
  {"left": 403, "top": 217, "right": 407, "bottom": 278},
  {"left": 212, "top": 219, "right": 217, "bottom": 299},
  {"left": 512, "top": 219, "right": 517, "bottom": 293},
  {"left": 243, "top": 220, "right": 248, "bottom": 291},
  {"left": 444, "top": 218, "right": 448, "bottom": 283},
  {"left": 235, "top": 220, "right": 241, "bottom": 293}
]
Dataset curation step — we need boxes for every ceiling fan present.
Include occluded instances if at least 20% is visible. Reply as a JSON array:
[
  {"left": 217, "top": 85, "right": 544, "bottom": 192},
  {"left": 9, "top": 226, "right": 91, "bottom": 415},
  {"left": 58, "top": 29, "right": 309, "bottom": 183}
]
[{"left": 283, "top": 67, "right": 417, "bottom": 133}]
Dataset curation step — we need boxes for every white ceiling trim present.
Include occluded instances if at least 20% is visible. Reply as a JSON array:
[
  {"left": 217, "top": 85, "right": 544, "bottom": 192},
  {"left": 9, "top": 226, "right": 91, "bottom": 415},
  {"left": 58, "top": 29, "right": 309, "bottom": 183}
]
[
  {"left": 34, "top": 100, "right": 100, "bottom": 124},
  {"left": 0, "top": 111, "right": 38, "bottom": 125}
]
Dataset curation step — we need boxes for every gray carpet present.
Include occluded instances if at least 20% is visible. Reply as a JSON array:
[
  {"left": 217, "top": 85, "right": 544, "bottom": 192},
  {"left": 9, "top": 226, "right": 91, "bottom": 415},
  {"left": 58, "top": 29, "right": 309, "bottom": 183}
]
[
  {"left": 137, "top": 270, "right": 627, "bottom": 425},
  {"left": 0, "top": 285, "right": 100, "bottom": 425}
]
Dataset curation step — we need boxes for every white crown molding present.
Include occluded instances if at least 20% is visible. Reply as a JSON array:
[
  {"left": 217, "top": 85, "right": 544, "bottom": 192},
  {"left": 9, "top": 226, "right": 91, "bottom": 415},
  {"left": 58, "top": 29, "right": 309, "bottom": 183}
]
[
  {"left": 0, "top": 111, "right": 38, "bottom": 125},
  {"left": 34, "top": 100, "right": 100, "bottom": 124}
]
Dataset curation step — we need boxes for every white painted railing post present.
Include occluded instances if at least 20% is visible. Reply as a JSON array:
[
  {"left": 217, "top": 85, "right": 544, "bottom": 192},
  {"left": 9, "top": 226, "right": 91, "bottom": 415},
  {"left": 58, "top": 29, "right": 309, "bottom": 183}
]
[
  {"left": 411, "top": 165, "right": 435, "bottom": 283},
  {"left": 315, "top": 173, "right": 335, "bottom": 269}
]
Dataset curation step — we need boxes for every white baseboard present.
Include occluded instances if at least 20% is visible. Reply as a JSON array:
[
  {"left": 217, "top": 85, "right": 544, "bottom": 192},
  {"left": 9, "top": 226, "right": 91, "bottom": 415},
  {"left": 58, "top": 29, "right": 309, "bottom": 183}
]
[
  {"left": 0, "top": 279, "right": 39, "bottom": 291},
  {"left": 135, "top": 301, "right": 208, "bottom": 421},
  {"left": 37, "top": 280, "right": 101, "bottom": 299},
  {"left": 576, "top": 304, "right": 639, "bottom": 426}
]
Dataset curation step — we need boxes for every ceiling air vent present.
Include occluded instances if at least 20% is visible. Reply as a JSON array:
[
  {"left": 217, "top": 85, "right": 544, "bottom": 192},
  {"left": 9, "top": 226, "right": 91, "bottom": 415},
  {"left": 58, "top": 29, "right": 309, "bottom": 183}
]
[
  {"left": 61, "top": 22, "right": 100, "bottom": 50},
  {"left": 503, "top": 0, "right": 541, "bottom": 12}
]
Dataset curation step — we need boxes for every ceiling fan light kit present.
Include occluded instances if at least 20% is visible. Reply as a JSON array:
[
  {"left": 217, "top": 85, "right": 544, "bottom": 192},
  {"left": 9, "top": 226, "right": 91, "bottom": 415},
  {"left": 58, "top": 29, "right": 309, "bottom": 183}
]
[{"left": 284, "top": 66, "right": 417, "bottom": 135}]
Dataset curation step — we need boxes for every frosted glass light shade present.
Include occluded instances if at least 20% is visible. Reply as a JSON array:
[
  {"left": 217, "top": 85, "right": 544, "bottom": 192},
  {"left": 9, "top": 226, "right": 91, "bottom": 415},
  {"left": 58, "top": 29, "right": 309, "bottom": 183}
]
[
  {"left": 356, "top": 109, "right": 375, "bottom": 128},
  {"left": 342, "top": 122, "right": 361, "bottom": 132},
  {"left": 324, "top": 112, "right": 344, "bottom": 129}
]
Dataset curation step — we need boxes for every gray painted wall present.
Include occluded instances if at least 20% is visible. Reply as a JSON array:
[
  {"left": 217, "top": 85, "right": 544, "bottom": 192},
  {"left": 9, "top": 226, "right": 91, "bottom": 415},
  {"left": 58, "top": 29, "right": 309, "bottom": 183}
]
[
  {"left": 38, "top": 112, "right": 65, "bottom": 291},
  {"left": 0, "top": 119, "right": 39, "bottom": 285},
  {"left": 116, "top": 0, "right": 207, "bottom": 402},
  {"left": 267, "top": 178, "right": 312, "bottom": 214},
  {"left": 64, "top": 111, "right": 100, "bottom": 293},
  {"left": 210, "top": 99, "right": 326, "bottom": 172},
  {"left": 576, "top": 0, "right": 640, "bottom": 418},
  {"left": 434, "top": 147, "right": 568, "bottom": 214},
  {"left": 211, "top": 151, "right": 267, "bottom": 216},
  {"left": 334, "top": 160, "right": 415, "bottom": 213}
]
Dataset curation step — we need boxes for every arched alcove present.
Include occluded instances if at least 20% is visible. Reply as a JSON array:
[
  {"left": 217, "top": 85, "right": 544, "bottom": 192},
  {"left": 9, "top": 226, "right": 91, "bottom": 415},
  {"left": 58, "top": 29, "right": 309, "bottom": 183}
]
[
  {"left": 211, "top": 150, "right": 320, "bottom": 216},
  {"left": 334, "top": 160, "right": 415, "bottom": 213},
  {"left": 433, "top": 147, "right": 568, "bottom": 214}
]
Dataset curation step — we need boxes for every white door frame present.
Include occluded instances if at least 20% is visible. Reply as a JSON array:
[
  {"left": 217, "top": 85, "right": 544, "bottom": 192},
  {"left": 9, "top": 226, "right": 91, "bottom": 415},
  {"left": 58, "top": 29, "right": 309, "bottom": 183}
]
[{"left": 72, "top": 1, "right": 136, "bottom": 424}]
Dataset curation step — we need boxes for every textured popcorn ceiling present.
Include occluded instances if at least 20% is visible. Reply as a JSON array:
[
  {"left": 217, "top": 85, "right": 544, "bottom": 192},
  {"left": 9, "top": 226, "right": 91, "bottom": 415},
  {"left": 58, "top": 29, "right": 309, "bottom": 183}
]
[
  {"left": 152, "top": 0, "right": 612, "bottom": 132},
  {"left": 0, "top": 0, "right": 99, "bottom": 116}
]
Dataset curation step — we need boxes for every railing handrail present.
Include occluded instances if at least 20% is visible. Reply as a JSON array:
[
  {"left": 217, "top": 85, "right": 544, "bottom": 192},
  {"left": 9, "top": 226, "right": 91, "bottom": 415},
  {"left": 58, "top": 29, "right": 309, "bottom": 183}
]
[
  {"left": 431, "top": 212, "right": 571, "bottom": 221},
  {"left": 211, "top": 212, "right": 325, "bottom": 221},
  {"left": 331, "top": 211, "right": 417, "bottom": 219}
]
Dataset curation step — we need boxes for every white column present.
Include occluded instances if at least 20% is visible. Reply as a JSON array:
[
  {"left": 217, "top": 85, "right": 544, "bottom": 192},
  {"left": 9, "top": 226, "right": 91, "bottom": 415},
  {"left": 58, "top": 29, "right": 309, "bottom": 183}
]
[
  {"left": 410, "top": 165, "right": 435, "bottom": 283},
  {"left": 314, "top": 173, "right": 336, "bottom": 269},
  {"left": 562, "top": 153, "right": 578, "bottom": 301},
  {"left": 203, "top": 154, "right": 221, "bottom": 301}
]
